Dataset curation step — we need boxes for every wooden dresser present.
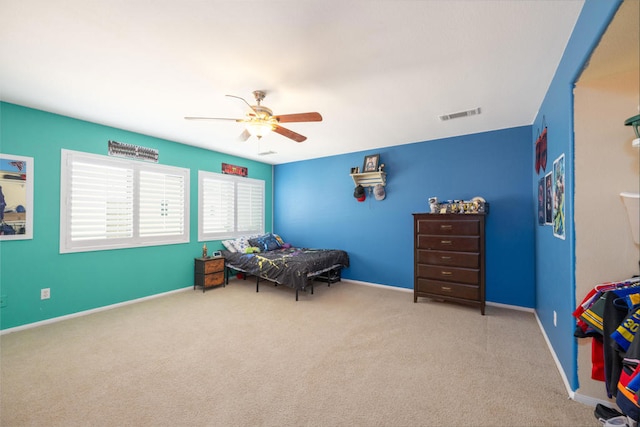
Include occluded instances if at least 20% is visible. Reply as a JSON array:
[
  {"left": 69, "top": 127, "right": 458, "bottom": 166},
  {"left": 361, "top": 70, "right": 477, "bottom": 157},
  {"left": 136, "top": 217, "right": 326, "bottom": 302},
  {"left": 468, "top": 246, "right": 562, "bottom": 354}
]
[
  {"left": 413, "top": 213, "right": 487, "bottom": 314},
  {"left": 194, "top": 257, "right": 226, "bottom": 292}
]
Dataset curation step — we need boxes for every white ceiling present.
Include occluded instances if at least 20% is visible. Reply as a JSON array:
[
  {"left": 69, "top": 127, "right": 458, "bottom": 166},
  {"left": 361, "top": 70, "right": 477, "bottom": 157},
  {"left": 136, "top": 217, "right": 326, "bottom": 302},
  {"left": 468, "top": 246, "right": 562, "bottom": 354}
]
[{"left": 0, "top": 0, "right": 586, "bottom": 165}]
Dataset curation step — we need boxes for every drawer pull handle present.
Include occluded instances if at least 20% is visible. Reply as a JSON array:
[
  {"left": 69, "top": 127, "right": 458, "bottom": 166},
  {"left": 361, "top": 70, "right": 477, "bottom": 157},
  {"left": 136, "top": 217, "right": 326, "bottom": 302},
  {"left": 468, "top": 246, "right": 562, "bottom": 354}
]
[
  {"left": 440, "top": 225, "right": 453, "bottom": 230},
  {"left": 440, "top": 256, "right": 451, "bottom": 260},
  {"left": 441, "top": 240, "right": 452, "bottom": 245},
  {"left": 441, "top": 271, "right": 452, "bottom": 276},
  {"left": 441, "top": 286, "right": 452, "bottom": 291}
]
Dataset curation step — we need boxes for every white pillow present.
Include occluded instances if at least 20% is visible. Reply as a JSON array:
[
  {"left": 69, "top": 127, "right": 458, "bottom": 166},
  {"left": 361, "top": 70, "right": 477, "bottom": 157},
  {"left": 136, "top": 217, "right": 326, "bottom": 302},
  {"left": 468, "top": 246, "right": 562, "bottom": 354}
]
[
  {"left": 222, "top": 240, "right": 238, "bottom": 253},
  {"left": 231, "top": 236, "right": 252, "bottom": 253}
]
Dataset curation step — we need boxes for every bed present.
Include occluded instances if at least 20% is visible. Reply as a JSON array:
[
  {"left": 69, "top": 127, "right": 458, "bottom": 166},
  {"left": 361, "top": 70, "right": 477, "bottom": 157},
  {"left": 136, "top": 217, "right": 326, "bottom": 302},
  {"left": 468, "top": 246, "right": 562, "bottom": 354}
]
[{"left": 221, "top": 234, "right": 349, "bottom": 300}]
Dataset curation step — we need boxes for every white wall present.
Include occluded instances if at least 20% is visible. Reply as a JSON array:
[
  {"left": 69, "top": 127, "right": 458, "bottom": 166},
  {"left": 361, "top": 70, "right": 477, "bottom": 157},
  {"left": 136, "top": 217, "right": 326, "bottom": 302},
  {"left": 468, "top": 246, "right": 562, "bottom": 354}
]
[{"left": 574, "top": 67, "right": 640, "bottom": 401}]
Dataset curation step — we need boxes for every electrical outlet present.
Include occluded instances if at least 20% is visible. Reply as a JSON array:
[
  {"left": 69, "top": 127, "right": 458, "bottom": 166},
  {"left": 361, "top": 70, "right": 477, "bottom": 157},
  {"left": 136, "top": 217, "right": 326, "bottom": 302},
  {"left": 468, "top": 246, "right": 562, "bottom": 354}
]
[
  {"left": 41, "top": 288, "right": 50, "bottom": 300},
  {"left": 553, "top": 310, "right": 557, "bottom": 327},
  {"left": 0, "top": 294, "right": 6, "bottom": 308}
]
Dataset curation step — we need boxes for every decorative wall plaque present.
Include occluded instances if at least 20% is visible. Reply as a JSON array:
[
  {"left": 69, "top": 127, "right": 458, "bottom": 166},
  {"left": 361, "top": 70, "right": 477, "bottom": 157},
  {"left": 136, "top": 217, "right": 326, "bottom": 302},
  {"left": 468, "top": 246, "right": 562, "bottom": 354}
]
[
  {"left": 108, "top": 140, "right": 158, "bottom": 162},
  {"left": 222, "top": 163, "right": 248, "bottom": 177}
]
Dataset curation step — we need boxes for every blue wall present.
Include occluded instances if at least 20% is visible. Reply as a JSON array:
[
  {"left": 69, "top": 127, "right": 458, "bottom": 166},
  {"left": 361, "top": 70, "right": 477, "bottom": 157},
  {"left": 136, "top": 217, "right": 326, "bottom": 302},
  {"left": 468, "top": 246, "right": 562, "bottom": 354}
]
[
  {"left": 531, "top": 0, "right": 622, "bottom": 391},
  {"left": 274, "top": 126, "right": 536, "bottom": 307},
  {"left": 0, "top": 102, "right": 273, "bottom": 330}
]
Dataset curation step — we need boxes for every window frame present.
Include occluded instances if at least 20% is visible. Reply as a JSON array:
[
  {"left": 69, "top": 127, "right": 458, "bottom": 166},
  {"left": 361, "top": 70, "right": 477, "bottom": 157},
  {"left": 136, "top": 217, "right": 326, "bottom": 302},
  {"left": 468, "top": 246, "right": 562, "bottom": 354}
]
[
  {"left": 198, "top": 170, "right": 265, "bottom": 241},
  {"left": 60, "top": 149, "right": 189, "bottom": 254}
]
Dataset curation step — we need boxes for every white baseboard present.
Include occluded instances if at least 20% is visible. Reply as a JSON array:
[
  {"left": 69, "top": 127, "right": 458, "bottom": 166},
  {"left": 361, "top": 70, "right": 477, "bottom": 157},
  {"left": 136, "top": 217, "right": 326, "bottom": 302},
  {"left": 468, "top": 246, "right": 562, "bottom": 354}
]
[
  {"left": 572, "top": 391, "right": 615, "bottom": 408},
  {"left": 342, "top": 279, "right": 413, "bottom": 293},
  {"left": 533, "top": 311, "right": 614, "bottom": 408},
  {"left": 534, "top": 311, "right": 576, "bottom": 400},
  {"left": 486, "top": 300, "right": 534, "bottom": 313},
  {"left": 344, "top": 279, "right": 534, "bottom": 313},
  {"left": 0, "top": 287, "right": 192, "bottom": 335}
]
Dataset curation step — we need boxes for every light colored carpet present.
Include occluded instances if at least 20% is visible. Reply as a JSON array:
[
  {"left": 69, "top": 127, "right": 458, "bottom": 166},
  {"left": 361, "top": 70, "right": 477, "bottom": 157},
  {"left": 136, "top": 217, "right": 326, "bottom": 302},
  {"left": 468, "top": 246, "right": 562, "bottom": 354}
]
[{"left": 1, "top": 279, "right": 599, "bottom": 427}]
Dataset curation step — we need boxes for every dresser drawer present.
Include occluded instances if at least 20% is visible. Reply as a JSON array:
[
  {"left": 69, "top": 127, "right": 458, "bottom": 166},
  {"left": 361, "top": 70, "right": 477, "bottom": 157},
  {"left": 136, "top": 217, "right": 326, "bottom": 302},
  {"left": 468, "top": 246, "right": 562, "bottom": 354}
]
[
  {"left": 417, "top": 249, "right": 479, "bottom": 268},
  {"left": 417, "top": 264, "right": 479, "bottom": 284},
  {"left": 416, "top": 278, "right": 479, "bottom": 300},
  {"left": 201, "top": 271, "right": 225, "bottom": 287},
  {"left": 417, "top": 219, "right": 479, "bottom": 236},
  {"left": 417, "top": 235, "right": 479, "bottom": 252},
  {"left": 195, "top": 258, "right": 224, "bottom": 274}
]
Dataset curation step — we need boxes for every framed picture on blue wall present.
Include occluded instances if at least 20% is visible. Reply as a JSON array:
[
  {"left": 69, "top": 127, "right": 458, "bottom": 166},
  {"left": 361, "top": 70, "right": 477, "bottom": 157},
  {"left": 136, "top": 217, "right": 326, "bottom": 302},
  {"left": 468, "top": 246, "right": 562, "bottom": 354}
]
[
  {"left": 545, "top": 171, "right": 553, "bottom": 225},
  {"left": 538, "top": 177, "right": 545, "bottom": 225},
  {"left": 363, "top": 154, "right": 380, "bottom": 172},
  {"left": 553, "top": 154, "right": 565, "bottom": 240},
  {"left": 0, "top": 153, "right": 34, "bottom": 240}
]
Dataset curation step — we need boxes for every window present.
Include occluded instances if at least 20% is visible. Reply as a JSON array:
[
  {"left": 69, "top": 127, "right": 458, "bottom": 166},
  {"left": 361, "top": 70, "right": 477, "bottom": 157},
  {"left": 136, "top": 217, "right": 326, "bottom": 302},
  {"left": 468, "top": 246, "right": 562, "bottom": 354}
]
[
  {"left": 198, "top": 171, "right": 264, "bottom": 241},
  {"left": 60, "top": 149, "right": 189, "bottom": 253}
]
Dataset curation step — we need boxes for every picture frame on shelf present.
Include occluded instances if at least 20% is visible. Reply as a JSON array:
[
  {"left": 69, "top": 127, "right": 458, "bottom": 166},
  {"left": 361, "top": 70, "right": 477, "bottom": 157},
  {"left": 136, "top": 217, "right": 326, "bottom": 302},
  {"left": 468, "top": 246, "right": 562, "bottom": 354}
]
[{"left": 362, "top": 154, "right": 380, "bottom": 172}]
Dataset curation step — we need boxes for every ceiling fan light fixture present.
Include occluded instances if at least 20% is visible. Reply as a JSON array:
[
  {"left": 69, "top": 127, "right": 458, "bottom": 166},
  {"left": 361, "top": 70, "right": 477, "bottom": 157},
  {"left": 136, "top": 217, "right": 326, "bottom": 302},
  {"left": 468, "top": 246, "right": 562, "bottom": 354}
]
[
  {"left": 246, "top": 121, "right": 274, "bottom": 139},
  {"left": 186, "top": 90, "right": 321, "bottom": 143}
]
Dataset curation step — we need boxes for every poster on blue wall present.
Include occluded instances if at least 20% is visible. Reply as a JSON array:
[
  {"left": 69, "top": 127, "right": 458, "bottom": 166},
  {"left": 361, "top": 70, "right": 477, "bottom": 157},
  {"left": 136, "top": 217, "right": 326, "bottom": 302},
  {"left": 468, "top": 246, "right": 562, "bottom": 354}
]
[
  {"left": 553, "top": 154, "right": 565, "bottom": 239},
  {"left": 538, "top": 177, "right": 545, "bottom": 225},
  {"left": 0, "top": 153, "right": 34, "bottom": 240},
  {"left": 545, "top": 171, "right": 553, "bottom": 225}
]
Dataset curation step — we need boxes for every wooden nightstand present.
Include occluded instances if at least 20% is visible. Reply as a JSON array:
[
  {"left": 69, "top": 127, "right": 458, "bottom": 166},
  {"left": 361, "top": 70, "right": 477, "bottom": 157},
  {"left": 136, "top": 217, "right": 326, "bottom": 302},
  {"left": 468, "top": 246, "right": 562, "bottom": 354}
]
[{"left": 194, "top": 257, "right": 226, "bottom": 292}]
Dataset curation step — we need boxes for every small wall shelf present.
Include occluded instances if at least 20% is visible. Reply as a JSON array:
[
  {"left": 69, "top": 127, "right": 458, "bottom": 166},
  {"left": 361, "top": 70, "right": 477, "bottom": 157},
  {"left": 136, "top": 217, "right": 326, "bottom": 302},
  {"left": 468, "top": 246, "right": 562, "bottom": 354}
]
[{"left": 350, "top": 171, "right": 386, "bottom": 188}]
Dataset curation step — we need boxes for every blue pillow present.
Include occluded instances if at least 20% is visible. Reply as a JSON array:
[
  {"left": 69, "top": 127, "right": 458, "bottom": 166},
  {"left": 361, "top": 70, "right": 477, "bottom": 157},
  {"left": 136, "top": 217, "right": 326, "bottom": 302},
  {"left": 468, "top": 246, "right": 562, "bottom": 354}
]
[{"left": 249, "top": 233, "right": 281, "bottom": 252}]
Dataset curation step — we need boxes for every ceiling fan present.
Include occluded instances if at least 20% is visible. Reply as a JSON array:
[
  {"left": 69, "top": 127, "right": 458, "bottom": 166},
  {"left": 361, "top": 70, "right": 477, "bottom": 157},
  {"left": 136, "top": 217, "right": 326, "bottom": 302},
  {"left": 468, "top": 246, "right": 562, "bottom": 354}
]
[{"left": 185, "top": 90, "right": 322, "bottom": 143}]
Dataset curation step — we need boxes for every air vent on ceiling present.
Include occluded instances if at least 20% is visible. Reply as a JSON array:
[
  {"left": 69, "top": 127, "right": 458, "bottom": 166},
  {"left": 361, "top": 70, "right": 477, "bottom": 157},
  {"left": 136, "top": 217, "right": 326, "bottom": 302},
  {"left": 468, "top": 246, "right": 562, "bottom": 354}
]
[
  {"left": 258, "top": 150, "right": 277, "bottom": 156},
  {"left": 439, "top": 107, "right": 482, "bottom": 121}
]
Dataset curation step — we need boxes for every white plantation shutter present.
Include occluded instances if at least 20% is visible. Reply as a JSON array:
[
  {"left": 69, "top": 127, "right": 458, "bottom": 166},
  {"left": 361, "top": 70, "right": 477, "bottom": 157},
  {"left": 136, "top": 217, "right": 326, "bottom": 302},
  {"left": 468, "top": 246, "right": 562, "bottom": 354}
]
[
  {"left": 201, "top": 176, "right": 235, "bottom": 235},
  {"left": 69, "top": 160, "right": 134, "bottom": 241},
  {"left": 198, "top": 171, "right": 264, "bottom": 241},
  {"left": 60, "top": 150, "right": 189, "bottom": 253},
  {"left": 237, "top": 180, "right": 264, "bottom": 234},
  {"left": 139, "top": 170, "right": 185, "bottom": 237}
]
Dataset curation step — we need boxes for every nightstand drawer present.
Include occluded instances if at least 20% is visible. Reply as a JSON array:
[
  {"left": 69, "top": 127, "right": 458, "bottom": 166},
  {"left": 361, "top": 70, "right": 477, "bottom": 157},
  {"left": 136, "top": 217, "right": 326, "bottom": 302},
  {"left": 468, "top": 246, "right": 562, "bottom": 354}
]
[
  {"left": 417, "top": 219, "right": 479, "bottom": 236},
  {"left": 417, "top": 235, "right": 479, "bottom": 252},
  {"left": 416, "top": 279, "right": 479, "bottom": 300},
  {"left": 417, "top": 249, "right": 479, "bottom": 268},
  {"left": 201, "top": 271, "right": 225, "bottom": 287},
  {"left": 195, "top": 258, "right": 224, "bottom": 274},
  {"left": 417, "top": 264, "right": 479, "bottom": 284}
]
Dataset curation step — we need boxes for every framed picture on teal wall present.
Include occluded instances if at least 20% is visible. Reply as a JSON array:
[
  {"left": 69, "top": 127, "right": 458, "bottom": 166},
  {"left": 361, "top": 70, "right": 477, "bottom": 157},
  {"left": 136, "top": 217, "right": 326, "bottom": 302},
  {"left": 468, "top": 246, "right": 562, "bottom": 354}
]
[{"left": 0, "top": 153, "right": 33, "bottom": 240}]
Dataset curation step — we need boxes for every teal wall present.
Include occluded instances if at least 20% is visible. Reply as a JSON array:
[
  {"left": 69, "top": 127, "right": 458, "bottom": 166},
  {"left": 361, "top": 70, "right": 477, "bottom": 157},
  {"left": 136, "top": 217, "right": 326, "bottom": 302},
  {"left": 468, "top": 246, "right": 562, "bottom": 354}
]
[
  {"left": 0, "top": 102, "right": 273, "bottom": 330},
  {"left": 531, "top": 0, "right": 622, "bottom": 391}
]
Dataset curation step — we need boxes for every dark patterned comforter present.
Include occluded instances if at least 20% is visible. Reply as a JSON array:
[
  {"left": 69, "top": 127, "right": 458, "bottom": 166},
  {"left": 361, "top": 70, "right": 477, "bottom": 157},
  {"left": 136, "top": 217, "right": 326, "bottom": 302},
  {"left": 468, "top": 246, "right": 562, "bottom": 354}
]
[{"left": 222, "top": 247, "right": 349, "bottom": 290}]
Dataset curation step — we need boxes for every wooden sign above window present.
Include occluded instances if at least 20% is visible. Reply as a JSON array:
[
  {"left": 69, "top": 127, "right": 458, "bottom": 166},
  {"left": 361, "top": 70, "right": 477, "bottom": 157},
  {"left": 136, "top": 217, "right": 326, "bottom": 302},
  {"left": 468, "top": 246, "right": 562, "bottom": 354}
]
[
  {"left": 222, "top": 163, "right": 247, "bottom": 177},
  {"left": 108, "top": 140, "right": 158, "bottom": 163}
]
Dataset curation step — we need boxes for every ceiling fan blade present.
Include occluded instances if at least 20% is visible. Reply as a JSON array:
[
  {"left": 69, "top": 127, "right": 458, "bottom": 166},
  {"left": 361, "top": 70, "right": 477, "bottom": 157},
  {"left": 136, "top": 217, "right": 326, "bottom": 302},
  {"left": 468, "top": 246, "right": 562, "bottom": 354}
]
[
  {"left": 238, "top": 129, "right": 251, "bottom": 142},
  {"left": 274, "top": 112, "right": 323, "bottom": 123},
  {"left": 273, "top": 125, "right": 307, "bottom": 143},
  {"left": 225, "top": 94, "right": 262, "bottom": 117},
  {"left": 184, "top": 116, "right": 244, "bottom": 122}
]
